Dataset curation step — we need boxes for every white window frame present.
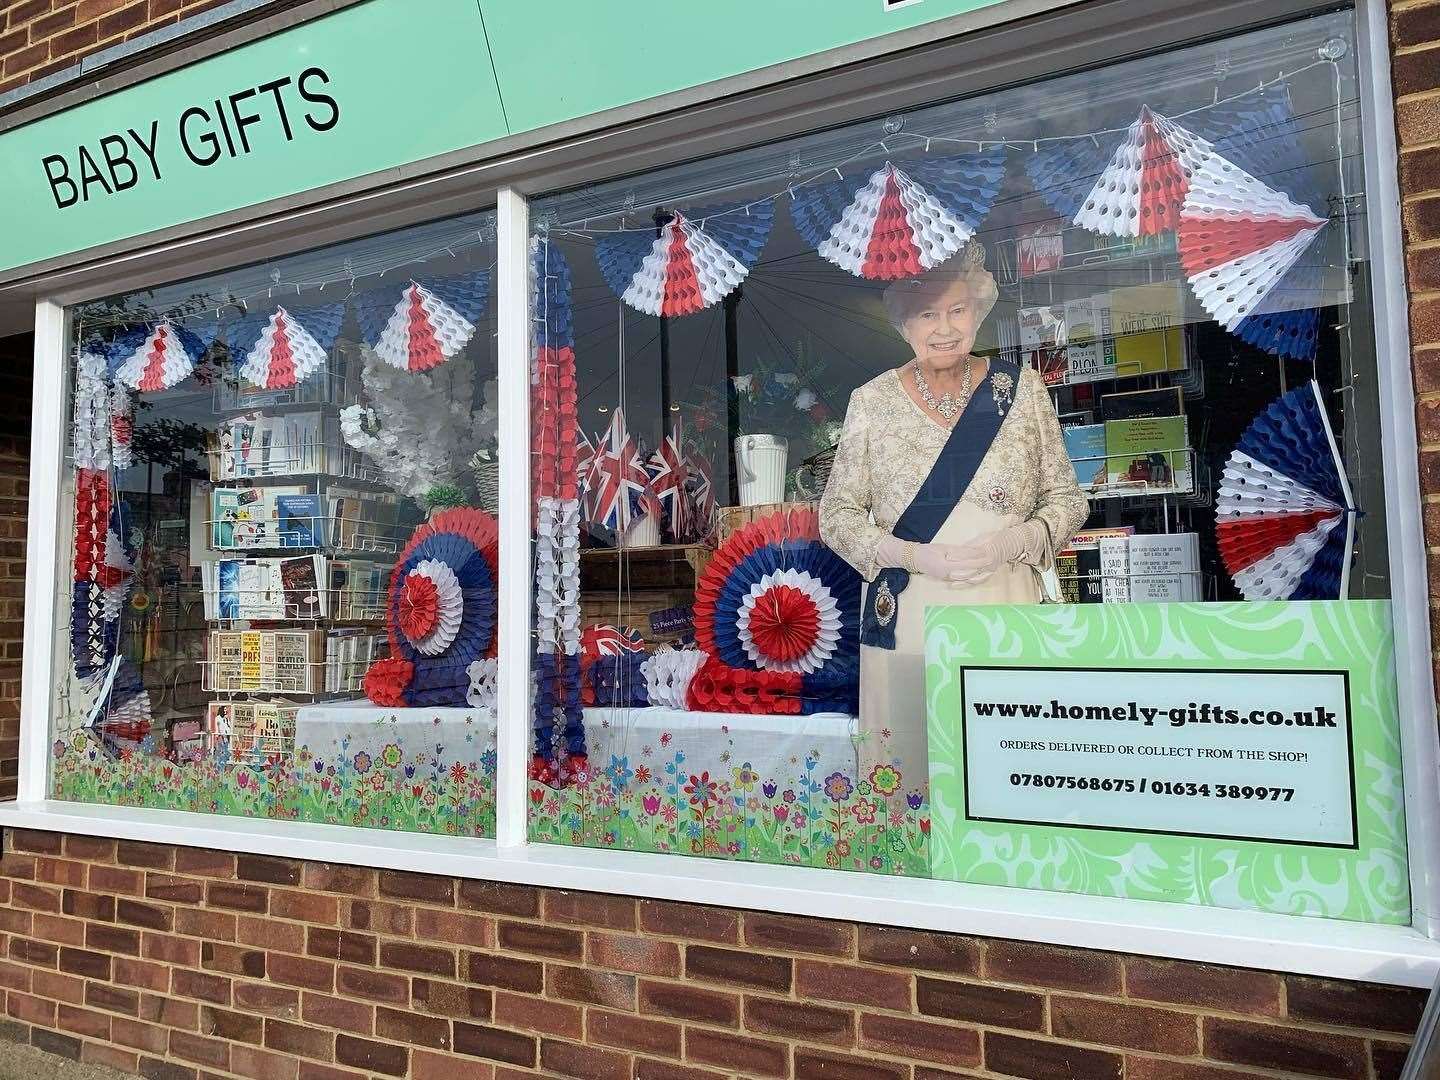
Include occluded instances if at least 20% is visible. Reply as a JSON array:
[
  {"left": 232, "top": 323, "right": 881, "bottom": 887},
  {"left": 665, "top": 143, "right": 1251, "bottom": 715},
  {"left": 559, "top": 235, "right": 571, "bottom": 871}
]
[{"left": 4, "top": 0, "right": 1439, "bottom": 989}]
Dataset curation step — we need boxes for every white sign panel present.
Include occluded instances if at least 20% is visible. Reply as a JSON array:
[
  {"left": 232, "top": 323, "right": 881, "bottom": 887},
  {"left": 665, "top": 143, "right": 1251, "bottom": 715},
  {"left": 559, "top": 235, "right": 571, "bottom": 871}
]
[{"left": 959, "top": 666, "right": 1356, "bottom": 847}]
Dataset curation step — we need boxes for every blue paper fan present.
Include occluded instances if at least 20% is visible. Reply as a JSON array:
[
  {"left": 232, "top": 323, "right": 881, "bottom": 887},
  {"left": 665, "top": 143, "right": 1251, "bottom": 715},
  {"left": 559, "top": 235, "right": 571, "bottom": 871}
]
[
  {"left": 1024, "top": 136, "right": 1118, "bottom": 219},
  {"left": 1215, "top": 381, "right": 1356, "bottom": 601}
]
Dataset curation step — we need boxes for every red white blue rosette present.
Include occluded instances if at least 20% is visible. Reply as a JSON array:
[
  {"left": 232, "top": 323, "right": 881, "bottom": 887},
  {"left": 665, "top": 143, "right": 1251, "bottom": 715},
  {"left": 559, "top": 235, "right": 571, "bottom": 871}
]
[
  {"left": 1216, "top": 381, "right": 1355, "bottom": 601},
  {"left": 595, "top": 202, "right": 772, "bottom": 317},
  {"left": 1072, "top": 107, "right": 1213, "bottom": 237},
  {"left": 356, "top": 269, "right": 490, "bottom": 373},
  {"left": 1179, "top": 152, "right": 1328, "bottom": 361},
  {"left": 693, "top": 508, "right": 860, "bottom": 711},
  {"left": 224, "top": 303, "right": 347, "bottom": 390},
  {"left": 106, "top": 320, "right": 218, "bottom": 393},
  {"left": 789, "top": 151, "right": 1005, "bottom": 279},
  {"left": 371, "top": 508, "right": 498, "bottom": 707}
]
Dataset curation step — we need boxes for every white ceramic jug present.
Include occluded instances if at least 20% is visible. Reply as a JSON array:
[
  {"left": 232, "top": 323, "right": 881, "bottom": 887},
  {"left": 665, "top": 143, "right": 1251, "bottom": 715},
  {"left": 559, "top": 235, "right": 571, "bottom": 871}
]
[{"left": 734, "top": 435, "right": 789, "bottom": 507}]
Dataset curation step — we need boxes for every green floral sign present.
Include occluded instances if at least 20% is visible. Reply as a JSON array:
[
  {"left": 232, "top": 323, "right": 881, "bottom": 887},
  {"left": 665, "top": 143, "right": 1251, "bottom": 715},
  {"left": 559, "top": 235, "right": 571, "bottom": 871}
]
[{"left": 925, "top": 601, "right": 1409, "bottom": 923}]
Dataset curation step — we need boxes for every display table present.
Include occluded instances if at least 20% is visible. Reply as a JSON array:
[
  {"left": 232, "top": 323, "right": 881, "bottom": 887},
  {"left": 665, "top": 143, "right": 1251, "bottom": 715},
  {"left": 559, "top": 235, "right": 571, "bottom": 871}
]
[{"left": 293, "top": 701, "right": 858, "bottom": 779}]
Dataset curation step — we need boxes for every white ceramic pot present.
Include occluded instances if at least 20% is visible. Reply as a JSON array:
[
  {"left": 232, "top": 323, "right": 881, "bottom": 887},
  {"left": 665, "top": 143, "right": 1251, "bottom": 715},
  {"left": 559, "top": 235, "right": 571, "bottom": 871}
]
[{"left": 734, "top": 435, "right": 789, "bottom": 507}]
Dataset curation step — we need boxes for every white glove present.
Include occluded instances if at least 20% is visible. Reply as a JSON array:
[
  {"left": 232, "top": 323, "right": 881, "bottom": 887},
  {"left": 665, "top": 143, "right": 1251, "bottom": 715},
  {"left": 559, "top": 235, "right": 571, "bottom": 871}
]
[{"left": 878, "top": 521, "right": 1049, "bottom": 586}]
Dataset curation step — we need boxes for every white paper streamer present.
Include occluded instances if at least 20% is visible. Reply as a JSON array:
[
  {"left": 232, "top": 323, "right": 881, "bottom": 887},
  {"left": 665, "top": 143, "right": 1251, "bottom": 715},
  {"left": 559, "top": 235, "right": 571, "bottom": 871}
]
[{"left": 641, "top": 647, "right": 707, "bottom": 709}]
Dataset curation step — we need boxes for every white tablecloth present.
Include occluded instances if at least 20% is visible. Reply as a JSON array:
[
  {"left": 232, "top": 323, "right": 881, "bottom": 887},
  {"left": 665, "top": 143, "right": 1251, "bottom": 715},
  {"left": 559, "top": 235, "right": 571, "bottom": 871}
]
[{"left": 294, "top": 701, "right": 858, "bottom": 780}]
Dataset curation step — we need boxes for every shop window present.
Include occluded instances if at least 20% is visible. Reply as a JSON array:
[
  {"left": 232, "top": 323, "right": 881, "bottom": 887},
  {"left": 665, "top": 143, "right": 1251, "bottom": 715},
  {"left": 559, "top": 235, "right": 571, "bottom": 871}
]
[
  {"left": 54, "top": 211, "right": 500, "bottom": 838},
  {"left": 526, "top": 9, "right": 1409, "bottom": 923}
]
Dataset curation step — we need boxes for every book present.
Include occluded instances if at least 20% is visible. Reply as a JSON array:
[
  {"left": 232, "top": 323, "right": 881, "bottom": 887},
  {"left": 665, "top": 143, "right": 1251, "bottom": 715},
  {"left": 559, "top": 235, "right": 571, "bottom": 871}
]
[
  {"left": 1019, "top": 304, "right": 1068, "bottom": 385},
  {"left": 211, "top": 411, "right": 330, "bottom": 479},
  {"left": 1062, "top": 424, "right": 1107, "bottom": 491},
  {"left": 1127, "top": 532, "right": 1201, "bottom": 602},
  {"left": 1055, "top": 549, "right": 1081, "bottom": 604},
  {"left": 1061, "top": 296, "right": 1116, "bottom": 383},
  {"left": 211, "top": 485, "right": 308, "bottom": 550},
  {"left": 1099, "top": 535, "right": 1132, "bottom": 603},
  {"left": 1103, "top": 415, "right": 1192, "bottom": 494},
  {"left": 280, "top": 555, "right": 326, "bottom": 619},
  {"left": 276, "top": 494, "right": 324, "bottom": 548},
  {"left": 1111, "top": 282, "right": 1187, "bottom": 377}
]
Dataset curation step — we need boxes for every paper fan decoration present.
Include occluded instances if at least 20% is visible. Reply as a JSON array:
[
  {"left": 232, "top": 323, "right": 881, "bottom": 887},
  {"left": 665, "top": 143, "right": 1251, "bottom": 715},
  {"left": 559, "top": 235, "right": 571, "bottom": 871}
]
[
  {"left": 356, "top": 269, "right": 489, "bottom": 373},
  {"left": 1216, "top": 381, "right": 1356, "bottom": 601},
  {"left": 1072, "top": 107, "right": 1214, "bottom": 238},
  {"left": 596, "top": 202, "right": 772, "bottom": 316},
  {"left": 1180, "top": 152, "right": 1328, "bottom": 360},
  {"left": 1025, "top": 135, "right": 1118, "bottom": 220},
  {"left": 107, "top": 320, "right": 217, "bottom": 392},
  {"left": 694, "top": 507, "right": 860, "bottom": 679},
  {"left": 789, "top": 150, "right": 1006, "bottom": 279},
  {"left": 370, "top": 507, "right": 499, "bottom": 707},
  {"left": 224, "top": 303, "right": 346, "bottom": 390}
]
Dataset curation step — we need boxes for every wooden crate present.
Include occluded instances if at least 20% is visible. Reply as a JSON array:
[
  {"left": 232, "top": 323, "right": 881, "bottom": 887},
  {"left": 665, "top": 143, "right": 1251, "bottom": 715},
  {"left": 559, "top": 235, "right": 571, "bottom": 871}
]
[
  {"left": 717, "top": 502, "right": 814, "bottom": 546},
  {"left": 578, "top": 544, "right": 712, "bottom": 645}
]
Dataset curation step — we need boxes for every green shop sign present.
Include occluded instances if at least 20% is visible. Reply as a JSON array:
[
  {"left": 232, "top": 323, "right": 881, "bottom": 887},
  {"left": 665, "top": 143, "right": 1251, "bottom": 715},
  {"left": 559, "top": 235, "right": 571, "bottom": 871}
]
[
  {"left": 0, "top": 0, "right": 1015, "bottom": 275},
  {"left": 925, "top": 600, "right": 1409, "bottom": 923}
]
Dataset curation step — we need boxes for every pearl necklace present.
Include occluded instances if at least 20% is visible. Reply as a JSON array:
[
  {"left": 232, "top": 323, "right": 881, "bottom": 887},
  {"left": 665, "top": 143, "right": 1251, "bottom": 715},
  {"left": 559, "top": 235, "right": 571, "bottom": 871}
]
[{"left": 912, "top": 358, "right": 973, "bottom": 421}]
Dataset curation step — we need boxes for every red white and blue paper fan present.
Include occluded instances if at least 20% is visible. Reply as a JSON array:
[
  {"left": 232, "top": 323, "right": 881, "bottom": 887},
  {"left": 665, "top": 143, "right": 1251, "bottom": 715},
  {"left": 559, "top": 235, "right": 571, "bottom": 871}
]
[
  {"left": 356, "top": 269, "right": 490, "bottom": 373},
  {"left": 1072, "top": 107, "right": 1214, "bottom": 238},
  {"left": 1025, "top": 135, "right": 1118, "bottom": 220},
  {"left": 374, "top": 508, "right": 499, "bottom": 707},
  {"left": 789, "top": 150, "right": 1006, "bottom": 279},
  {"left": 595, "top": 202, "right": 772, "bottom": 317},
  {"left": 1180, "top": 153, "right": 1328, "bottom": 361},
  {"left": 224, "top": 303, "right": 347, "bottom": 390},
  {"left": 106, "top": 320, "right": 218, "bottom": 392},
  {"left": 1216, "top": 381, "right": 1356, "bottom": 601},
  {"left": 694, "top": 507, "right": 860, "bottom": 679}
]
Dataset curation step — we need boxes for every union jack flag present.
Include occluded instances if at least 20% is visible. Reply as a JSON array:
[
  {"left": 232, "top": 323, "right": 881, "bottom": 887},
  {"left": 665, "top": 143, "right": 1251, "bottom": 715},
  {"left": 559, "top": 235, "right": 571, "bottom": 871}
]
[
  {"left": 576, "top": 428, "right": 597, "bottom": 502},
  {"left": 588, "top": 408, "right": 655, "bottom": 534},
  {"left": 647, "top": 417, "right": 690, "bottom": 542},
  {"left": 687, "top": 448, "right": 717, "bottom": 537},
  {"left": 581, "top": 624, "right": 646, "bottom": 656}
]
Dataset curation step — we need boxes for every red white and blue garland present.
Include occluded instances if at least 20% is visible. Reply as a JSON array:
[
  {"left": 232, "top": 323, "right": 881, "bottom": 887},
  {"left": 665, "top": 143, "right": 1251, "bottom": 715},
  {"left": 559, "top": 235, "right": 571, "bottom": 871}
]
[
  {"left": 692, "top": 508, "right": 860, "bottom": 714},
  {"left": 596, "top": 202, "right": 773, "bottom": 317},
  {"left": 1216, "top": 380, "right": 1356, "bottom": 601},
  {"left": 354, "top": 269, "right": 490, "bottom": 373},
  {"left": 222, "top": 302, "right": 347, "bottom": 390},
  {"left": 105, "top": 320, "right": 218, "bottom": 393},
  {"left": 789, "top": 150, "right": 1007, "bottom": 279}
]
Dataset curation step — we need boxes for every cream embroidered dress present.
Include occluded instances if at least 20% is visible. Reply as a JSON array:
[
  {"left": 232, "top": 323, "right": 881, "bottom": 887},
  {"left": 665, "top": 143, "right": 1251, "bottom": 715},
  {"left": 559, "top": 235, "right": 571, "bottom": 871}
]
[{"left": 819, "top": 363, "right": 1089, "bottom": 784}]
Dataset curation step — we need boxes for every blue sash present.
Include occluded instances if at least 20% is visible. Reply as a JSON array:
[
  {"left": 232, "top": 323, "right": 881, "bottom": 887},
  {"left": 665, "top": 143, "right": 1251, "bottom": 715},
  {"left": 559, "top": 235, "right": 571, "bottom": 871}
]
[{"left": 860, "top": 359, "right": 1019, "bottom": 650}]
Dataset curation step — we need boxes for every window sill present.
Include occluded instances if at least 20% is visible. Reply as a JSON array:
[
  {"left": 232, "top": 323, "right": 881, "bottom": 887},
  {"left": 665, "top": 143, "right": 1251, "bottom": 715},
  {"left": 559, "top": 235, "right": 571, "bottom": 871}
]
[{"left": 2, "top": 800, "right": 1437, "bottom": 987}]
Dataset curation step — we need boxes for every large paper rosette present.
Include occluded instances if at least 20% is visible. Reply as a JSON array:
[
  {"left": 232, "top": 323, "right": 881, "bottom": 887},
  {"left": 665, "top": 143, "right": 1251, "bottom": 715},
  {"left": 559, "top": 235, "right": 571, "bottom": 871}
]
[
  {"left": 789, "top": 151, "right": 1006, "bottom": 279},
  {"left": 1216, "top": 381, "right": 1356, "bottom": 601},
  {"left": 372, "top": 507, "right": 499, "bottom": 706},
  {"left": 692, "top": 507, "right": 860, "bottom": 713}
]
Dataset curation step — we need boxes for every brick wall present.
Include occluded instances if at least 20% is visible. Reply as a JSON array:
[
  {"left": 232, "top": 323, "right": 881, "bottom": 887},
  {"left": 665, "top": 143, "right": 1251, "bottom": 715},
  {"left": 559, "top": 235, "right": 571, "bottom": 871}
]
[
  {"left": 0, "top": 830, "right": 1427, "bottom": 1080},
  {"left": 0, "top": 336, "right": 32, "bottom": 803}
]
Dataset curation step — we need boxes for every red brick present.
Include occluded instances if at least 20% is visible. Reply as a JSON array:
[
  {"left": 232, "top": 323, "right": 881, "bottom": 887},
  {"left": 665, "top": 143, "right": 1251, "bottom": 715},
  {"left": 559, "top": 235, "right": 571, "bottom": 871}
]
[
  {"left": 235, "top": 981, "right": 299, "bottom": 1019},
  {"left": 12, "top": 882, "right": 60, "bottom": 912},
  {"left": 56, "top": 1003, "right": 110, "bottom": 1040},
  {"left": 176, "top": 908, "right": 237, "bottom": 942},
  {"left": 453, "top": 1022, "right": 536, "bottom": 1067},
  {"left": 493, "top": 991, "right": 582, "bottom": 1039},
  {"left": 85, "top": 921, "right": 140, "bottom": 955},
  {"left": 86, "top": 982, "right": 140, "bottom": 1015},
  {"left": 1373, "top": 1040, "right": 1412, "bottom": 1080},
  {"left": 410, "top": 1049, "right": 488, "bottom": 1080},
  {"left": 7, "top": 990, "right": 55, "bottom": 1025},
  {"left": 201, "top": 941, "right": 265, "bottom": 979},
  {"left": 796, "top": 958, "right": 911, "bottom": 1009},
  {"left": 1203, "top": 1017, "right": 1368, "bottom": 1078},
  {"left": 206, "top": 882, "right": 268, "bottom": 914},
  {"left": 113, "top": 957, "right": 169, "bottom": 993},
  {"left": 11, "top": 830, "right": 62, "bottom": 855},
  {"left": 302, "top": 864, "right": 375, "bottom": 896},
  {"left": 685, "top": 1028, "right": 788, "bottom": 1077},
  {"left": 82, "top": 1041, "right": 140, "bottom": 1073},
  {"left": 540, "top": 1037, "right": 627, "bottom": 1080},
  {"left": 686, "top": 944, "right": 791, "bottom": 992},
  {"left": 633, "top": 1060, "right": 728, "bottom": 1080},
  {"left": 271, "top": 890, "right": 339, "bottom": 925},
  {"left": 378, "top": 870, "right": 454, "bottom": 905},
  {"left": 32, "top": 969, "right": 85, "bottom": 1004},
  {"left": 745, "top": 995, "right": 854, "bottom": 1045},
  {"left": 346, "top": 900, "right": 411, "bottom": 936},
  {"left": 335, "top": 1033, "right": 409, "bottom": 1076},
  {"left": 588, "top": 1007, "right": 681, "bottom": 1056},
  {"left": 268, "top": 953, "right": 335, "bottom": 992},
  {"left": 458, "top": 880, "right": 538, "bottom": 918},
  {"left": 89, "top": 866, "right": 143, "bottom": 895},
  {"left": 116, "top": 841, "right": 173, "bottom": 871},
  {"left": 145, "top": 873, "right": 203, "bottom": 904},
  {"left": 1126, "top": 956, "right": 1281, "bottom": 1016},
  {"left": 32, "top": 913, "right": 84, "bottom": 946},
  {"left": 172, "top": 969, "right": 231, "bottom": 1006},
  {"left": 494, "top": 920, "right": 581, "bottom": 961},
  {"left": 9, "top": 936, "right": 58, "bottom": 967},
  {"left": 199, "top": 1004, "right": 263, "bottom": 1044},
  {"left": 0, "top": 959, "right": 30, "bottom": 990},
  {"left": 378, "top": 941, "right": 455, "bottom": 977},
  {"left": 64, "top": 834, "right": 115, "bottom": 861},
  {"left": 30, "top": 1028, "right": 81, "bottom": 1060},
  {"left": 265, "top": 1018, "right": 335, "bottom": 1060},
  {"left": 111, "top": 1017, "right": 168, "bottom": 1055},
  {"left": 238, "top": 915, "right": 300, "bottom": 952},
  {"left": 301, "top": 992, "right": 373, "bottom": 1036},
  {"left": 143, "top": 933, "right": 200, "bottom": 967},
  {"left": 986, "top": 940, "right": 1122, "bottom": 993},
  {"left": 588, "top": 931, "right": 680, "bottom": 976},
  {"left": 745, "top": 911, "right": 854, "bottom": 957},
  {"left": 986, "top": 1032, "right": 1123, "bottom": 1080},
  {"left": 139, "top": 992, "right": 199, "bottom": 1030},
  {"left": 170, "top": 1030, "right": 230, "bottom": 1070},
  {"left": 466, "top": 952, "right": 543, "bottom": 993},
  {"left": 57, "top": 946, "right": 109, "bottom": 979},
  {"left": 639, "top": 899, "right": 739, "bottom": 943},
  {"left": 336, "top": 964, "right": 408, "bottom": 1004},
  {"left": 298, "top": 1063, "right": 367, "bottom": 1080},
  {"left": 1124, "top": 1061, "right": 1281, "bottom": 1080},
  {"left": 375, "top": 1004, "right": 452, "bottom": 1050},
  {"left": 917, "top": 976, "right": 1044, "bottom": 1031},
  {"left": 411, "top": 978, "right": 492, "bottom": 1021},
  {"left": 307, "top": 928, "right": 376, "bottom": 966},
  {"left": 116, "top": 898, "right": 173, "bottom": 932},
  {"left": 237, "top": 854, "right": 301, "bottom": 886},
  {"left": 1284, "top": 976, "right": 1427, "bottom": 1034},
  {"left": 1394, "top": 1, "right": 1440, "bottom": 48},
  {"left": 1407, "top": 196, "right": 1440, "bottom": 244},
  {"left": 413, "top": 907, "right": 492, "bottom": 949},
  {"left": 1051, "top": 995, "right": 1199, "bottom": 1055},
  {"left": 639, "top": 978, "right": 736, "bottom": 1025},
  {"left": 544, "top": 889, "right": 636, "bottom": 930},
  {"left": 796, "top": 1047, "right": 908, "bottom": 1080},
  {"left": 171, "top": 848, "right": 234, "bottom": 878},
  {"left": 230, "top": 1045, "right": 300, "bottom": 1080},
  {"left": 860, "top": 1012, "right": 980, "bottom": 1068},
  {"left": 1394, "top": 47, "right": 1440, "bottom": 97},
  {"left": 33, "top": 858, "right": 86, "bottom": 888}
]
